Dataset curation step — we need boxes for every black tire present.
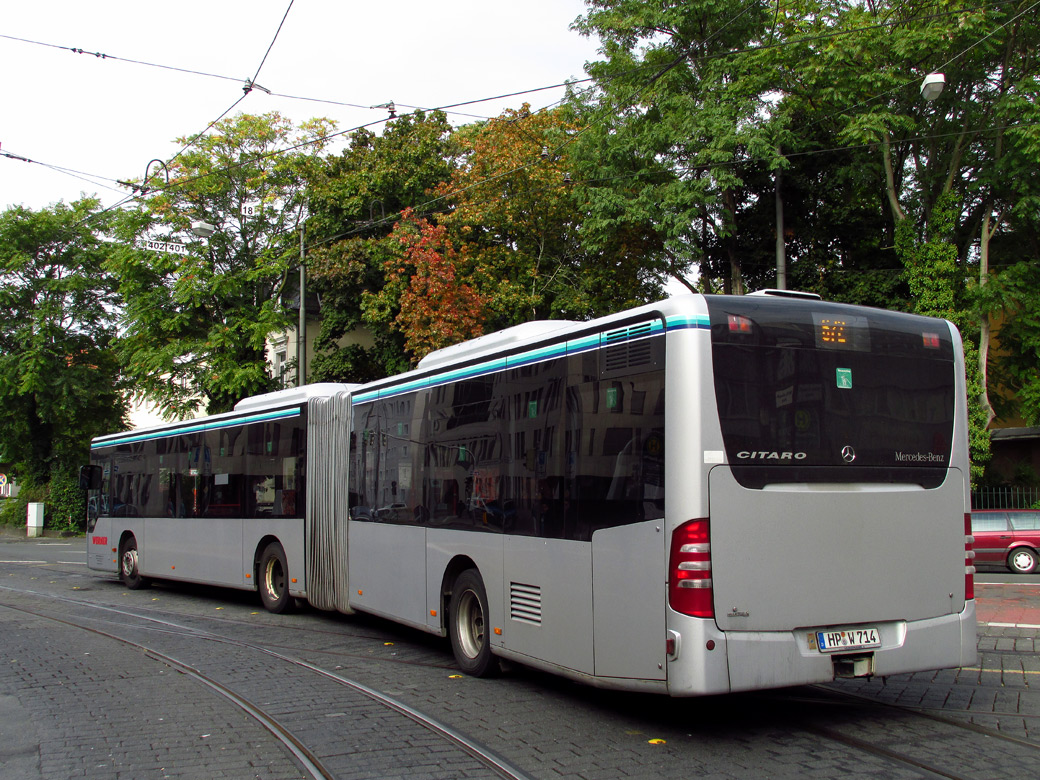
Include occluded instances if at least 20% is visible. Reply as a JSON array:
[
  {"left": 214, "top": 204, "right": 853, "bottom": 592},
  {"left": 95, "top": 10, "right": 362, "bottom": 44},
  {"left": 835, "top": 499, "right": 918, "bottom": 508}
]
[
  {"left": 119, "top": 536, "right": 149, "bottom": 590},
  {"left": 258, "top": 542, "right": 294, "bottom": 614},
  {"left": 449, "top": 569, "right": 499, "bottom": 677},
  {"left": 1008, "top": 547, "right": 1039, "bottom": 575}
]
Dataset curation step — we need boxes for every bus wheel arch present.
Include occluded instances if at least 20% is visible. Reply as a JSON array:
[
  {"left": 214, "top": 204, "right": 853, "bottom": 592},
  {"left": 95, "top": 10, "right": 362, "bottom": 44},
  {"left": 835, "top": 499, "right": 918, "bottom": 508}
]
[
  {"left": 256, "top": 539, "right": 294, "bottom": 614},
  {"left": 440, "top": 555, "right": 477, "bottom": 626},
  {"left": 448, "top": 566, "right": 500, "bottom": 677},
  {"left": 118, "top": 533, "right": 150, "bottom": 590}
]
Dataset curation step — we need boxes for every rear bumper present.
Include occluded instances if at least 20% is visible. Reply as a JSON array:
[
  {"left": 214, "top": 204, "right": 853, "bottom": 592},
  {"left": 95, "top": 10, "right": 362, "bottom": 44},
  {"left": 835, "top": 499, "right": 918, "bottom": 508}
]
[{"left": 665, "top": 601, "right": 977, "bottom": 696}]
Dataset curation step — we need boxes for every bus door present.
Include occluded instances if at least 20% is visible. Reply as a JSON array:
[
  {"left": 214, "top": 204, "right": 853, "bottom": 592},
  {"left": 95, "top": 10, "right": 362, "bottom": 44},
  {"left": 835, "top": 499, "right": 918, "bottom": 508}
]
[{"left": 592, "top": 522, "right": 667, "bottom": 680}]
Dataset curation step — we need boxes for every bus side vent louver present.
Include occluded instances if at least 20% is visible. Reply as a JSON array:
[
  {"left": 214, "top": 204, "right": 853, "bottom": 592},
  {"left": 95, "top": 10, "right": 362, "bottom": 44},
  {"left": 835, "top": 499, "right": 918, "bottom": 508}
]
[
  {"left": 600, "top": 321, "right": 661, "bottom": 379},
  {"left": 510, "top": 582, "right": 543, "bottom": 626}
]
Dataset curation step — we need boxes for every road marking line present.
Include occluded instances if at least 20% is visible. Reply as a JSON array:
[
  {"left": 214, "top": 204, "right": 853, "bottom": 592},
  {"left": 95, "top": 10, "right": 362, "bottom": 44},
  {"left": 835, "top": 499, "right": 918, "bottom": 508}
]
[{"left": 980, "top": 621, "right": 1040, "bottom": 629}]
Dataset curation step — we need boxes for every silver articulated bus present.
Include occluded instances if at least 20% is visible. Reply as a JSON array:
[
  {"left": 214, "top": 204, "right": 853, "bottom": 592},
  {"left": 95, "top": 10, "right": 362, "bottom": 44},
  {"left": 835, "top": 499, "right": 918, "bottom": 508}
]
[{"left": 85, "top": 291, "right": 977, "bottom": 695}]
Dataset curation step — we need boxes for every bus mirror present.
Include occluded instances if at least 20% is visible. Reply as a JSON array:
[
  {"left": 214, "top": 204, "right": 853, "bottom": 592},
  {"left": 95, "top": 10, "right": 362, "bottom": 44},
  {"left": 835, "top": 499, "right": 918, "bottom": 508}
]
[{"left": 79, "top": 465, "right": 103, "bottom": 491}]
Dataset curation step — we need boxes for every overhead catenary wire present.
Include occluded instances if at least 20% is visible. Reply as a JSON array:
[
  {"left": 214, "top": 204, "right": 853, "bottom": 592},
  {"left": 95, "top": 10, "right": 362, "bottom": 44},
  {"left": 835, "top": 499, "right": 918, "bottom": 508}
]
[
  {"left": 4, "top": 0, "right": 1028, "bottom": 250},
  {"left": 110, "top": 0, "right": 1040, "bottom": 257},
  {"left": 3, "top": 0, "right": 1015, "bottom": 221},
  {"left": 0, "top": 0, "right": 1013, "bottom": 133},
  {"left": 25, "top": 12, "right": 1028, "bottom": 336},
  {"left": 249, "top": 0, "right": 295, "bottom": 89},
  {"left": 799, "top": 0, "right": 1040, "bottom": 133}
]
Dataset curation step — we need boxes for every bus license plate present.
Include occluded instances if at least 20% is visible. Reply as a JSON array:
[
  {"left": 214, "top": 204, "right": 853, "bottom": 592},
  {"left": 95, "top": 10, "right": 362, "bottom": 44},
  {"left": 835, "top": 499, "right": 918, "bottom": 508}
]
[{"left": 815, "top": 627, "right": 881, "bottom": 653}]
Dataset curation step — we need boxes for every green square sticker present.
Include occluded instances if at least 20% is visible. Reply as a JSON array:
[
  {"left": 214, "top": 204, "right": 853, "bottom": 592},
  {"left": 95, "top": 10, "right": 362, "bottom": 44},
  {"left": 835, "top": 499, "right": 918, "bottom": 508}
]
[{"left": 836, "top": 368, "right": 853, "bottom": 389}]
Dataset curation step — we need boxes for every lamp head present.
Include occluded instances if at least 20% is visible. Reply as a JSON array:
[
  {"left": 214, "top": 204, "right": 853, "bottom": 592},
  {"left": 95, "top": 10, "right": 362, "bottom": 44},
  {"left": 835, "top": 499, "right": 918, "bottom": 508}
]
[
  {"left": 191, "top": 221, "right": 216, "bottom": 238},
  {"left": 921, "top": 73, "right": 945, "bottom": 102}
]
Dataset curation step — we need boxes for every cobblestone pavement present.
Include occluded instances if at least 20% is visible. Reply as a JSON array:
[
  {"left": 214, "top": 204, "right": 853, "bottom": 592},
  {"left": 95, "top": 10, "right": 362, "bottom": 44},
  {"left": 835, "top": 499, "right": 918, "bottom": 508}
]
[
  {"left": 1, "top": 540, "right": 1039, "bottom": 779},
  {"left": 831, "top": 581, "right": 1040, "bottom": 743},
  {"left": 0, "top": 606, "right": 307, "bottom": 780}
]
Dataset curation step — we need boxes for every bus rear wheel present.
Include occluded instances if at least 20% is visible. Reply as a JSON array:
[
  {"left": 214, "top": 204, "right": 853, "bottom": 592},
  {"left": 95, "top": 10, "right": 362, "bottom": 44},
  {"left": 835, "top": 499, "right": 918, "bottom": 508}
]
[
  {"left": 449, "top": 569, "right": 499, "bottom": 677},
  {"left": 119, "top": 536, "right": 149, "bottom": 590},
  {"left": 258, "top": 542, "right": 294, "bottom": 614}
]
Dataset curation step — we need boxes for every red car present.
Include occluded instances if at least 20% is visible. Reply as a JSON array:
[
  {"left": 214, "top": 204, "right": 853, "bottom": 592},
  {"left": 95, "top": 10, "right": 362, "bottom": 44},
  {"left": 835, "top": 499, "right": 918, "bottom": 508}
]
[{"left": 971, "top": 510, "right": 1040, "bottom": 574}]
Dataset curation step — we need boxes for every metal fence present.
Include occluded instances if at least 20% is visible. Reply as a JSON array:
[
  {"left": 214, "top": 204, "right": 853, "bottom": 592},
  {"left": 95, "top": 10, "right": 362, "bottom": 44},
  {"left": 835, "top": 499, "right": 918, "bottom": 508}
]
[{"left": 971, "top": 486, "right": 1040, "bottom": 510}]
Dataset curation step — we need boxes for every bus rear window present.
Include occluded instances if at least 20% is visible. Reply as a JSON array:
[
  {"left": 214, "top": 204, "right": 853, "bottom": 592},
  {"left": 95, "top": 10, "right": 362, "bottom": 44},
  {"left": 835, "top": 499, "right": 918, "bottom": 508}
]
[{"left": 705, "top": 296, "right": 956, "bottom": 488}]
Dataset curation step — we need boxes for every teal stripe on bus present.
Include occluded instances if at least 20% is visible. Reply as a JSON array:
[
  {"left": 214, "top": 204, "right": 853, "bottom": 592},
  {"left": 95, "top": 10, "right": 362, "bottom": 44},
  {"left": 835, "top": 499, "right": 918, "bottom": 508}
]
[
  {"left": 352, "top": 314, "right": 709, "bottom": 407},
  {"left": 91, "top": 407, "right": 301, "bottom": 449}
]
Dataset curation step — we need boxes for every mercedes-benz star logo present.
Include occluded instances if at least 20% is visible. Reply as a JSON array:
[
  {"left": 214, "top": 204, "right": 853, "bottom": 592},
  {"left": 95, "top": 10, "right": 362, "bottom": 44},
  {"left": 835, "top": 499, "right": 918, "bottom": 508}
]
[{"left": 841, "top": 445, "right": 856, "bottom": 464}]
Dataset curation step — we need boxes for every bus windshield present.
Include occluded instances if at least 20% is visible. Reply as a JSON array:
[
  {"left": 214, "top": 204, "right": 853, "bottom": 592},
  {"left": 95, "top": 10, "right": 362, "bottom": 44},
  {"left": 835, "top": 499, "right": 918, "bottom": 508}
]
[{"left": 705, "top": 295, "right": 956, "bottom": 488}]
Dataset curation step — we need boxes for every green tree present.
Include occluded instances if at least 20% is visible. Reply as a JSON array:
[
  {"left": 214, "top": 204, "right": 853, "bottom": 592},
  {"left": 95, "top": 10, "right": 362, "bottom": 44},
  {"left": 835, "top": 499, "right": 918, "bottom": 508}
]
[
  {"left": 306, "top": 111, "right": 459, "bottom": 379},
  {"left": 440, "top": 104, "right": 664, "bottom": 326},
  {"left": 572, "top": 0, "right": 1040, "bottom": 484},
  {"left": 0, "top": 199, "right": 127, "bottom": 528},
  {"left": 110, "top": 112, "right": 334, "bottom": 417},
  {"left": 572, "top": 0, "right": 780, "bottom": 294},
  {"left": 981, "top": 261, "right": 1040, "bottom": 427}
]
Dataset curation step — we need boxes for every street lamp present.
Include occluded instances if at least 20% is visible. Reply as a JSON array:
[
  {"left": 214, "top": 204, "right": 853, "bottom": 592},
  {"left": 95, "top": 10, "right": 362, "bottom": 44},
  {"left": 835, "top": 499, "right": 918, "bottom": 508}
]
[
  {"left": 191, "top": 221, "right": 216, "bottom": 238},
  {"left": 920, "top": 73, "right": 945, "bottom": 102}
]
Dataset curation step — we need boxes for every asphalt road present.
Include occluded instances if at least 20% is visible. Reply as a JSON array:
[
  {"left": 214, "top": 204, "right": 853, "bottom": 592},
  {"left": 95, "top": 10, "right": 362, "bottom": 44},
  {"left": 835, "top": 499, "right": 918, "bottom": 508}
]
[{"left": 2, "top": 534, "right": 1039, "bottom": 780}]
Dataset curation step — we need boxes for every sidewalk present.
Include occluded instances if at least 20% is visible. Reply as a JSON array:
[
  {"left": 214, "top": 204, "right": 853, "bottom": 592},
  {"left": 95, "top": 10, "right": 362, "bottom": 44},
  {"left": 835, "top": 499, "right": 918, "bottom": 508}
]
[
  {"left": 976, "top": 581, "right": 1040, "bottom": 628},
  {"left": 0, "top": 525, "right": 82, "bottom": 541}
]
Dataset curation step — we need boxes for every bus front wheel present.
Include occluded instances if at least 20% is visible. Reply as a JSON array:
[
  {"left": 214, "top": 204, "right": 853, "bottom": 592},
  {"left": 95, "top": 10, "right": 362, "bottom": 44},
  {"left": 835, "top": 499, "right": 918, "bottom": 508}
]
[
  {"left": 258, "top": 542, "right": 294, "bottom": 614},
  {"left": 449, "top": 569, "right": 499, "bottom": 677},
  {"left": 119, "top": 536, "right": 149, "bottom": 590}
]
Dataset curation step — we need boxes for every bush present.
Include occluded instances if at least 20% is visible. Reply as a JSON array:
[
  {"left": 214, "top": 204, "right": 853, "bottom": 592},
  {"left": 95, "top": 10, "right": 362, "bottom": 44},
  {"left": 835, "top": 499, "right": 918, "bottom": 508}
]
[
  {"left": 0, "top": 496, "right": 29, "bottom": 528},
  {"left": 47, "top": 468, "right": 86, "bottom": 533},
  {"left": 0, "top": 472, "right": 86, "bottom": 534}
]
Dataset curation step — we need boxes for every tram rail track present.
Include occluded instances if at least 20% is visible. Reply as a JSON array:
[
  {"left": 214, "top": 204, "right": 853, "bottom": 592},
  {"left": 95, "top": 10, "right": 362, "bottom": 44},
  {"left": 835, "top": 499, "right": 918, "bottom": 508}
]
[
  {"left": 0, "top": 584, "right": 533, "bottom": 780},
  {"left": 4, "top": 574, "right": 1040, "bottom": 780}
]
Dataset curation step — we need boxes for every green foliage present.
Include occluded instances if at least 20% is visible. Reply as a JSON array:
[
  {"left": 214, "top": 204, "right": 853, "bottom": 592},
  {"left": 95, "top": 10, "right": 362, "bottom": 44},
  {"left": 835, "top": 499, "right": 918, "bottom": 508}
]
[
  {"left": 895, "top": 193, "right": 990, "bottom": 484},
  {"left": 0, "top": 496, "right": 30, "bottom": 528},
  {"left": 46, "top": 466, "right": 86, "bottom": 533},
  {"left": 568, "top": 0, "right": 1040, "bottom": 487},
  {"left": 982, "top": 260, "right": 1040, "bottom": 426},
  {"left": 110, "top": 112, "right": 335, "bottom": 416},
  {"left": 441, "top": 105, "right": 664, "bottom": 327},
  {"left": 572, "top": 0, "right": 773, "bottom": 294},
  {"left": 0, "top": 199, "right": 127, "bottom": 491},
  {"left": 896, "top": 195, "right": 960, "bottom": 321},
  {"left": 307, "top": 111, "right": 461, "bottom": 377},
  {"left": 0, "top": 472, "right": 83, "bottom": 533}
]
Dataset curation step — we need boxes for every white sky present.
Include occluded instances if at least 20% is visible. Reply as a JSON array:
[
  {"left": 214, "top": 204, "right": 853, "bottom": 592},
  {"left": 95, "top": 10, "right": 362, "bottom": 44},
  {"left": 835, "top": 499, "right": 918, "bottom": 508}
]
[{"left": 1, "top": 0, "right": 601, "bottom": 212}]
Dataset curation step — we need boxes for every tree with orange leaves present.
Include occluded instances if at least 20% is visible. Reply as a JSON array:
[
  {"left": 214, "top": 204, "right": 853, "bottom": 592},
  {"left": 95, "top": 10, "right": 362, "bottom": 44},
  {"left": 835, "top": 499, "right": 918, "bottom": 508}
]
[{"left": 365, "top": 209, "right": 486, "bottom": 361}]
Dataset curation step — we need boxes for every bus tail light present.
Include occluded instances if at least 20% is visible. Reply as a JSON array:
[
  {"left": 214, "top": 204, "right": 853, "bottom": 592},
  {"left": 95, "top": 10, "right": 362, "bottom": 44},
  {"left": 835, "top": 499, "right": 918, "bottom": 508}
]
[
  {"left": 669, "top": 519, "right": 713, "bottom": 618},
  {"left": 964, "top": 513, "right": 975, "bottom": 601}
]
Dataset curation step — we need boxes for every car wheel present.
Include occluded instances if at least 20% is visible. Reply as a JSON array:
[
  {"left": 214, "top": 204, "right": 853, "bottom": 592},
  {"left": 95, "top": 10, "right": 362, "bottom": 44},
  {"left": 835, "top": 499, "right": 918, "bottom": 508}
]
[{"left": 1008, "top": 547, "right": 1039, "bottom": 575}]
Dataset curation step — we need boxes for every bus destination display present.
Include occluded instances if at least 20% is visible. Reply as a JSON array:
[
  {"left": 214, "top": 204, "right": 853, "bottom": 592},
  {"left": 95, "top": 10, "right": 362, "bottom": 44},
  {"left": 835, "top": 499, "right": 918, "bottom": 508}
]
[{"left": 812, "top": 312, "right": 870, "bottom": 351}]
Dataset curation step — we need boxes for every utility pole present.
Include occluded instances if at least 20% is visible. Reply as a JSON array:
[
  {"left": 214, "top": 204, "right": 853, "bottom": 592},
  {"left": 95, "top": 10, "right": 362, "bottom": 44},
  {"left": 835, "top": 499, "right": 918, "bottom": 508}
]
[
  {"left": 774, "top": 166, "right": 787, "bottom": 290},
  {"left": 297, "top": 200, "right": 307, "bottom": 387}
]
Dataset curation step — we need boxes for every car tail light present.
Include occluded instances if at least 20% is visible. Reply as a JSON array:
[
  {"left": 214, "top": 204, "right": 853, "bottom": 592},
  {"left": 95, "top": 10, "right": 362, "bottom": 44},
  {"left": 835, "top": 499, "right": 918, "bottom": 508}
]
[
  {"left": 964, "top": 513, "right": 975, "bottom": 601},
  {"left": 670, "top": 519, "right": 713, "bottom": 617}
]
